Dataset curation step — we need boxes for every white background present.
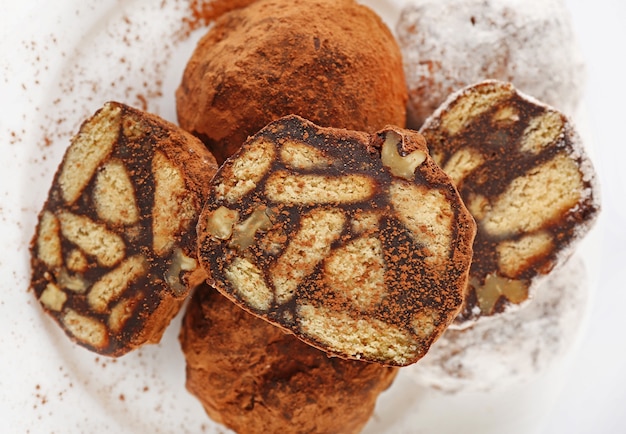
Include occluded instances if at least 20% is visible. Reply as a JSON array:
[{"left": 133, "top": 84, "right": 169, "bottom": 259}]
[
  {"left": 0, "top": 0, "right": 624, "bottom": 433},
  {"left": 545, "top": 1, "right": 626, "bottom": 432}
]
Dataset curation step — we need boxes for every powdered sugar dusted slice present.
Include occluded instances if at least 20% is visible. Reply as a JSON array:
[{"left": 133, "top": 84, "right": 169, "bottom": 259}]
[
  {"left": 197, "top": 115, "right": 476, "bottom": 366},
  {"left": 420, "top": 80, "right": 600, "bottom": 326},
  {"left": 30, "top": 102, "right": 218, "bottom": 356}
]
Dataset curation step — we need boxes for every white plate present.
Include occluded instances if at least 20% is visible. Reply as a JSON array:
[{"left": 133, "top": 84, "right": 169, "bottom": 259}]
[{"left": 0, "top": 1, "right": 621, "bottom": 433}]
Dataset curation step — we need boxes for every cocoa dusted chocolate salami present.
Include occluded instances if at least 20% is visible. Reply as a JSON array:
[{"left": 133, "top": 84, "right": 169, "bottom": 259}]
[
  {"left": 176, "top": 0, "right": 408, "bottom": 164},
  {"left": 179, "top": 284, "right": 398, "bottom": 434},
  {"left": 197, "top": 115, "right": 476, "bottom": 366},
  {"left": 30, "top": 102, "right": 218, "bottom": 356},
  {"left": 420, "top": 80, "right": 600, "bottom": 326}
]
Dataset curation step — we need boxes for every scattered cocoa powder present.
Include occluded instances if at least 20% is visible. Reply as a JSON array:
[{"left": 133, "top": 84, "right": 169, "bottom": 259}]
[{"left": 180, "top": 0, "right": 258, "bottom": 38}]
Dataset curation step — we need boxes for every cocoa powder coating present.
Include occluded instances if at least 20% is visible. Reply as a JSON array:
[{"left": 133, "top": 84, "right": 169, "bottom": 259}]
[
  {"left": 176, "top": 0, "right": 407, "bottom": 163},
  {"left": 179, "top": 285, "right": 398, "bottom": 434}
]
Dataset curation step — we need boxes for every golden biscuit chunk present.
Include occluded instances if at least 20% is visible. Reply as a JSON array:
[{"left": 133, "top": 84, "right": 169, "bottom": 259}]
[
  {"left": 197, "top": 115, "right": 476, "bottom": 366},
  {"left": 30, "top": 102, "right": 218, "bottom": 356},
  {"left": 420, "top": 80, "right": 600, "bottom": 325}
]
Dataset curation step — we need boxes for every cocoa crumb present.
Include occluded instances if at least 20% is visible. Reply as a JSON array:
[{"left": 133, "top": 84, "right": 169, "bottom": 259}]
[{"left": 177, "top": 0, "right": 258, "bottom": 40}]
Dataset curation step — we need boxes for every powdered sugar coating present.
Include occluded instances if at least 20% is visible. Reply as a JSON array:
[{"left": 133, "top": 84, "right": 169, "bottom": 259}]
[
  {"left": 405, "top": 255, "right": 588, "bottom": 393},
  {"left": 396, "top": 0, "right": 585, "bottom": 128}
]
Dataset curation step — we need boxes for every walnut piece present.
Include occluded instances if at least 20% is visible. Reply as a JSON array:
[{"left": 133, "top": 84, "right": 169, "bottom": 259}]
[{"left": 381, "top": 131, "right": 426, "bottom": 180}]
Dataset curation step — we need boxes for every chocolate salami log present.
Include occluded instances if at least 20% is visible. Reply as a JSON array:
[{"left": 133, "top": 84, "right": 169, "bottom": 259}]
[{"left": 180, "top": 284, "right": 398, "bottom": 434}]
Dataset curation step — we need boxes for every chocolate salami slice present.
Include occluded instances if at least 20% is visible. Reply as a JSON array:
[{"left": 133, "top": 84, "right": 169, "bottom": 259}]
[
  {"left": 420, "top": 80, "right": 600, "bottom": 326},
  {"left": 197, "top": 115, "right": 476, "bottom": 366},
  {"left": 30, "top": 102, "right": 218, "bottom": 356}
]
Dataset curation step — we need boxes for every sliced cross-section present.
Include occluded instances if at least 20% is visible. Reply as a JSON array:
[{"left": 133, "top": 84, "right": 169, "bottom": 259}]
[
  {"left": 420, "top": 80, "right": 600, "bottom": 326},
  {"left": 30, "top": 102, "right": 218, "bottom": 356},
  {"left": 197, "top": 115, "right": 475, "bottom": 366}
]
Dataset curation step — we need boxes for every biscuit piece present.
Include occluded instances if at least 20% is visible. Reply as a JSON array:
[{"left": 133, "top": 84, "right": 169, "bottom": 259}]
[
  {"left": 30, "top": 102, "right": 218, "bottom": 356},
  {"left": 176, "top": 0, "right": 407, "bottom": 163},
  {"left": 180, "top": 285, "right": 398, "bottom": 434},
  {"left": 197, "top": 115, "right": 476, "bottom": 366},
  {"left": 420, "top": 80, "right": 600, "bottom": 325},
  {"left": 396, "top": 0, "right": 585, "bottom": 128}
]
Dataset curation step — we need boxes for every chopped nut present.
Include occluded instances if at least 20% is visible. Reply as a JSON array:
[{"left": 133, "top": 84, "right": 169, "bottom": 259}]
[
  {"left": 230, "top": 207, "right": 274, "bottom": 250},
  {"left": 381, "top": 131, "right": 426, "bottom": 180},
  {"left": 205, "top": 206, "right": 240, "bottom": 240},
  {"left": 39, "top": 282, "right": 67, "bottom": 312},
  {"left": 256, "top": 227, "right": 286, "bottom": 257},
  {"left": 165, "top": 248, "right": 197, "bottom": 297},
  {"left": 474, "top": 274, "right": 528, "bottom": 315},
  {"left": 58, "top": 269, "right": 89, "bottom": 293}
]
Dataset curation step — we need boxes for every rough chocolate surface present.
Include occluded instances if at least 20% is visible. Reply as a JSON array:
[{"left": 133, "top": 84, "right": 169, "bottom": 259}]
[
  {"left": 180, "top": 285, "right": 397, "bottom": 434},
  {"left": 176, "top": 0, "right": 407, "bottom": 163}
]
